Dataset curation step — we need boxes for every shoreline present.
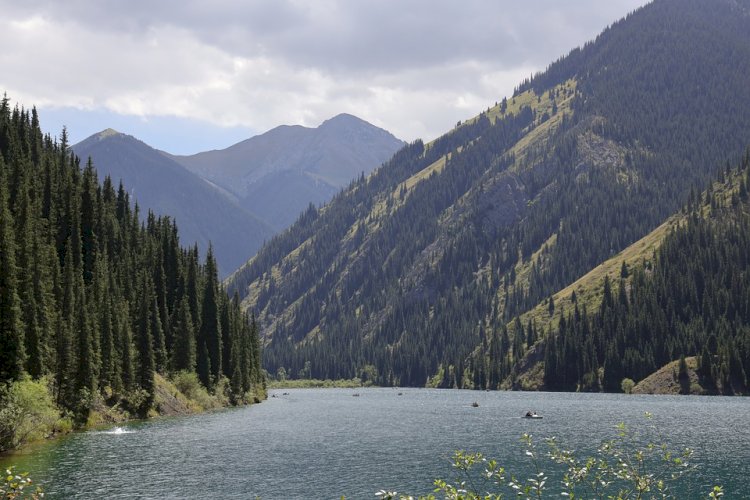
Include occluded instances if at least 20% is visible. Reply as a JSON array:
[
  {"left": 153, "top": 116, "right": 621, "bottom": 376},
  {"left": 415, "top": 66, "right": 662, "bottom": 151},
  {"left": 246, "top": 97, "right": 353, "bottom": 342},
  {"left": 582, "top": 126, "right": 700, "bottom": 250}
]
[
  {"left": 0, "top": 373, "right": 267, "bottom": 459},
  {"left": 267, "top": 378, "right": 369, "bottom": 389}
]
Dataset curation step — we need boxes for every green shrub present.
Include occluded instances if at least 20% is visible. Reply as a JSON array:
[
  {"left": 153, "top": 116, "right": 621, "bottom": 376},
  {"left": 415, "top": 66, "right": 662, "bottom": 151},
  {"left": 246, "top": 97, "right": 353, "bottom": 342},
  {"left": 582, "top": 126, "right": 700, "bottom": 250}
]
[
  {"left": 171, "top": 371, "right": 219, "bottom": 411},
  {"left": 0, "top": 377, "right": 63, "bottom": 452},
  {"left": 621, "top": 377, "right": 635, "bottom": 394},
  {"left": 119, "top": 388, "right": 152, "bottom": 418},
  {"left": 213, "top": 377, "right": 230, "bottom": 407}
]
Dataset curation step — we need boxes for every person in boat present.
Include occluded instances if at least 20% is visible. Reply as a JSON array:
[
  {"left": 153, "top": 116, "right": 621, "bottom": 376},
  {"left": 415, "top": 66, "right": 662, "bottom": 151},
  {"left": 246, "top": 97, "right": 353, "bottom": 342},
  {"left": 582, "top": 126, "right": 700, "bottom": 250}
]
[{"left": 526, "top": 410, "right": 533, "bottom": 417}]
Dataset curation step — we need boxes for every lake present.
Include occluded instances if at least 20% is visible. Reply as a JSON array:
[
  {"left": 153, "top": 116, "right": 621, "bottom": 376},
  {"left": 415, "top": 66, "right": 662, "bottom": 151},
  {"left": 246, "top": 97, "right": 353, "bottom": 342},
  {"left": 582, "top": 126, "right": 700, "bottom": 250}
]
[{"left": 2, "top": 389, "right": 749, "bottom": 498}]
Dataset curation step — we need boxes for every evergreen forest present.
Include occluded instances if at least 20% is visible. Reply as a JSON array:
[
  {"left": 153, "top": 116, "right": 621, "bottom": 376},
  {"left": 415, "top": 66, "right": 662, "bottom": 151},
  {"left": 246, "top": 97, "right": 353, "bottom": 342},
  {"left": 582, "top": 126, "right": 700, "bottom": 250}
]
[
  {"left": 0, "top": 96, "right": 265, "bottom": 439},
  {"left": 542, "top": 157, "right": 750, "bottom": 394}
]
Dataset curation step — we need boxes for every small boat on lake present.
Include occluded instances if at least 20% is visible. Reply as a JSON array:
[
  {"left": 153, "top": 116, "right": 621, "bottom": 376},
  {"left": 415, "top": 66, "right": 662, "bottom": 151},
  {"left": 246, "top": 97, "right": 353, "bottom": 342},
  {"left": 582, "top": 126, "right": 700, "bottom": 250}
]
[
  {"left": 471, "top": 401, "right": 479, "bottom": 407},
  {"left": 523, "top": 411, "right": 542, "bottom": 419}
]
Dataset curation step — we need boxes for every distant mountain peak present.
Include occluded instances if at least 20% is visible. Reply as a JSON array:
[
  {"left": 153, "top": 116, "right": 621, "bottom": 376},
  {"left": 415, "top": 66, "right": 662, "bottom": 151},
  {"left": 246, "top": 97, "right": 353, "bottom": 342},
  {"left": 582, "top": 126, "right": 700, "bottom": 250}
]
[
  {"left": 322, "top": 113, "right": 363, "bottom": 124},
  {"left": 319, "top": 113, "right": 379, "bottom": 131},
  {"left": 170, "top": 113, "right": 405, "bottom": 231},
  {"left": 72, "top": 131, "right": 274, "bottom": 277},
  {"left": 96, "top": 128, "right": 123, "bottom": 139}
]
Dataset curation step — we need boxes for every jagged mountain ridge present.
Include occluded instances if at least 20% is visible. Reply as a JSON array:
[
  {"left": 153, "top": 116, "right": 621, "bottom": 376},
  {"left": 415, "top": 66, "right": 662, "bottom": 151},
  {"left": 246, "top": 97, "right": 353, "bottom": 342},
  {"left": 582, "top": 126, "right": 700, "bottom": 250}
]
[
  {"left": 73, "top": 114, "right": 404, "bottom": 277},
  {"left": 73, "top": 130, "right": 273, "bottom": 278},
  {"left": 170, "top": 113, "right": 405, "bottom": 231},
  {"left": 227, "top": 0, "right": 750, "bottom": 387}
]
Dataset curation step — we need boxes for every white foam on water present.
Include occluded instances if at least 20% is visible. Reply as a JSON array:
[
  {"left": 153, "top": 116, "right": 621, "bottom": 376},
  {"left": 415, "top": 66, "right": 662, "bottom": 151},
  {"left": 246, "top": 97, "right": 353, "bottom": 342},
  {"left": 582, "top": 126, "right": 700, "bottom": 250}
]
[{"left": 99, "top": 426, "right": 134, "bottom": 435}]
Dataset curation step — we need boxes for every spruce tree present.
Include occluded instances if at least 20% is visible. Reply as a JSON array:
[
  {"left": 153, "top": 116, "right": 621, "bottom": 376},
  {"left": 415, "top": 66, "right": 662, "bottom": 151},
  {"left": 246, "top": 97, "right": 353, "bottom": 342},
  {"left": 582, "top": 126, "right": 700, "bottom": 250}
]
[
  {"left": 220, "top": 294, "right": 232, "bottom": 384},
  {"left": 150, "top": 293, "right": 167, "bottom": 373},
  {"left": 73, "top": 288, "right": 95, "bottom": 420},
  {"left": 197, "top": 342, "right": 211, "bottom": 389},
  {"left": 135, "top": 273, "right": 155, "bottom": 413},
  {"left": 0, "top": 163, "right": 24, "bottom": 382},
  {"left": 152, "top": 259, "right": 171, "bottom": 367},
  {"left": 249, "top": 313, "right": 262, "bottom": 387},
  {"left": 80, "top": 158, "right": 98, "bottom": 284},
  {"left": 172, "top": 297, "right": 196, "bottom": 372},
  {"left": 186, "top": 245, "right": 201, "bottom": 332},
  {"left": 99, "top": 279, "right": 115, "bottom": 391},
  {"left": 199, "top": 245, "right": 222, "bottom": 385},
  {"left": 119, "top": 305, "right": 135, "bottom": 394},
  {"left": 229, "top": 326, "right": 243, "bottom": 402},
  {"left": 56, "top": 239, "right": 76, "bottom": 406}
]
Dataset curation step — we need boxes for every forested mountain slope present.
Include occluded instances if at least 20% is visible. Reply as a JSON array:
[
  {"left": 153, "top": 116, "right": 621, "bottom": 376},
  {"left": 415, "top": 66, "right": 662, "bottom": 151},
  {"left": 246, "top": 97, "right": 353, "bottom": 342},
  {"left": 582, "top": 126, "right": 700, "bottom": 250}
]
[
  {"left": 73, "top": 130, "right": 274, "bottom": 278},
  {"left": 170, "top": 113, "right": 405, "bottom": 231},
  {"left": 536, "top": 157, "right": 750, "bottom": 395},
  {"left": 0, "top": 98, "right": 264, "bottom": 435},
  {"left": 227, "top": 0, "right": 750, "bottom": 387}
]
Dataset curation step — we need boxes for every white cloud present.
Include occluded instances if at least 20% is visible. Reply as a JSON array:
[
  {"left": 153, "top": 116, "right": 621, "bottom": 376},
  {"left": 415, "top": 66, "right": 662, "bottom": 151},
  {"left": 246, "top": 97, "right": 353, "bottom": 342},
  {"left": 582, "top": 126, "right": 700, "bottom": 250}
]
[{"left": 0, "top": 0, "right": 649, "bottom": 145}]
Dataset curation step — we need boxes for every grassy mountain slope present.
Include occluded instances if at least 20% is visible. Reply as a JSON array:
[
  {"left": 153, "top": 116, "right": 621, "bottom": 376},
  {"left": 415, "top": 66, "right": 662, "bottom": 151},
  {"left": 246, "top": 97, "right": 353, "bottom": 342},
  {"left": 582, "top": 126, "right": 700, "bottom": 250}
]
[
  {"left": 227, "top": 0, "right": 750, "bottom": 387},
  {"left": 73, "top": 130, "right": 273, "bottom": 277},
  {"left": 171, "top": 114, "right": 405, "bottom": 231},
  {"left": 512, "top": 215, "right": 680, "bottom": 343},
  {"left": 534, "top": 159, "right": 750, "bottom": 394}
]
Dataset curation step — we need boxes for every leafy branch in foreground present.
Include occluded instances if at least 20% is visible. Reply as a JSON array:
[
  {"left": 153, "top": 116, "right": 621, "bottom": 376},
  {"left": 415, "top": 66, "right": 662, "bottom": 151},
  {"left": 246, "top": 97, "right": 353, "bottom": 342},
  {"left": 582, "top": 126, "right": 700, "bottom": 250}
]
[
  {"left": 377, "top": 414, "right": 723, "bottom": 499},
  {"left": 1, "top": 467, "right": 43, "bottom": 499}
]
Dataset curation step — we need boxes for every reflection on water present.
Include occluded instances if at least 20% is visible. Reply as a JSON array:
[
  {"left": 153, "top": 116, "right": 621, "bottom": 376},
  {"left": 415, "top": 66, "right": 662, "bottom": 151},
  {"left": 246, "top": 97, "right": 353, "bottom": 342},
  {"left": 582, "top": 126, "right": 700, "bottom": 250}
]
[
  {"left": 94, "top": 427, "right": 135, "bottom": 435},
  {"left": 1, "top": 389, "right": 748, "bottom": 499}
]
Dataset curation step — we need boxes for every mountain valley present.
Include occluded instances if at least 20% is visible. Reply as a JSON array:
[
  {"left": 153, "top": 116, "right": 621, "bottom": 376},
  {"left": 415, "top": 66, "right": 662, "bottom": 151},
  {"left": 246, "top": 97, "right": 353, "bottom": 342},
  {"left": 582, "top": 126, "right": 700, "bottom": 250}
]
[{"left": 227, "top": 0, "right": 750, "bottom": 392}]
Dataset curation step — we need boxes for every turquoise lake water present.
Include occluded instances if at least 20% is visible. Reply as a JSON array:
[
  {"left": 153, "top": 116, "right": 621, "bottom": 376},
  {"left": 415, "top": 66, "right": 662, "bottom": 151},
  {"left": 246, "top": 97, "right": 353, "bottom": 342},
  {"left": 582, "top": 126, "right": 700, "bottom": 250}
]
[{"left": 2, "top": 388, "right": 748, "bottom": 498}]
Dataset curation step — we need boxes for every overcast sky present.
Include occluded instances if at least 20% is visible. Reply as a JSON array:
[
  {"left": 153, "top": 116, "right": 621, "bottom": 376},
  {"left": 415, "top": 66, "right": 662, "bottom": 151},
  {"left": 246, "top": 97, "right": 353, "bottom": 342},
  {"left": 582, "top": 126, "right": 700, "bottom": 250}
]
[{"left": 0, "top": 0, "right": 649, "bottom": 154}]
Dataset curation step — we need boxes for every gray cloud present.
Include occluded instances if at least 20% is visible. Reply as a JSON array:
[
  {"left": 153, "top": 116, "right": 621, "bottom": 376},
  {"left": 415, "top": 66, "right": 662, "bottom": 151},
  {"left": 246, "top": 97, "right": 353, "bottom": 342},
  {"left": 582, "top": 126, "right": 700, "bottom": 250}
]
[
  {"left": 0, "top": 0, "right": 649, "bottom": 144},
  {"left": 18, "top": 1, "right": 640, "bottom": 71}
]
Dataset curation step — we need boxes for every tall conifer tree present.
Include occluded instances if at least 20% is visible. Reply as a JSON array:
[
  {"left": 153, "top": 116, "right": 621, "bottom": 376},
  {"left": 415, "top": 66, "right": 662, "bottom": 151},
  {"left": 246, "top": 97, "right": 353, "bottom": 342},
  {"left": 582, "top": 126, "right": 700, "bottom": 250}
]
[
  {"left": 135, "top": 273, "right": 155, "bottom": 413},
  {"left": 199, "top": 245, "right": 222, "bottom": 384},
  {"left": 0, "top": 162, "right": 24, "bottom": 382},
  {"left": 172, "top": 297, "right": 196, "bottom": 372}
]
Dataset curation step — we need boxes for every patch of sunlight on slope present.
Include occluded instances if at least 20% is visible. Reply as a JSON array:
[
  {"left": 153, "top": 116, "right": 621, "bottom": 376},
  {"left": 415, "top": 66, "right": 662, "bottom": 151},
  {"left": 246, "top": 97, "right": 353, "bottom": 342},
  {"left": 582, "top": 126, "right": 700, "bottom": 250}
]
[
  {"left": 508, "top": 80, "right": 578, "bottom": 168},
  {"left": 400, "top": 154, "right": 449, "bottom": 192},
  {"left": 362, "top": 152, "right": 455, "bottom": 237},
  {"left": 516, "top": 215, "right": 680, "bottom": 335},
  {"left": 494, "top": 233, "right": 559, "bottom": 320},
  {"left": 512, "top": 169, "right": 746, "bottom": 338},
  {"left": 237, "top": 236, "right": 314, "bottom": 311},
  {"left": 424, "top": 78, "right": 577, "bottom": 151},
  {"left": 362, "top": 80, "right": 578, "bottom": 246},
  {"left": 446, "top": 80, "right": 578, "bottom": 223}
]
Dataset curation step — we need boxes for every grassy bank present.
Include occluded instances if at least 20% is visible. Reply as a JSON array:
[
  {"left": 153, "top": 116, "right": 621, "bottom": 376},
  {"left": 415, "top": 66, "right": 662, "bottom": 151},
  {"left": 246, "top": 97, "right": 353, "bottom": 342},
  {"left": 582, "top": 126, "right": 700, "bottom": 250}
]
[{"left": 0, "top": 373, "right": 266, "bottom": 455}]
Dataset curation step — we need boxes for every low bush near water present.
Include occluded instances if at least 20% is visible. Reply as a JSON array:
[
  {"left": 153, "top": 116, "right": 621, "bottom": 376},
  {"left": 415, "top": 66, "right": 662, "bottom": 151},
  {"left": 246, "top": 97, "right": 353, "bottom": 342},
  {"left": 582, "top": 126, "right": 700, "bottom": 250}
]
[
  {"left": 0, "top": 377, "right": 68, "bottom": 452},
  {"left": 170, "top": 371, "right": 222, "bottom": 411}
]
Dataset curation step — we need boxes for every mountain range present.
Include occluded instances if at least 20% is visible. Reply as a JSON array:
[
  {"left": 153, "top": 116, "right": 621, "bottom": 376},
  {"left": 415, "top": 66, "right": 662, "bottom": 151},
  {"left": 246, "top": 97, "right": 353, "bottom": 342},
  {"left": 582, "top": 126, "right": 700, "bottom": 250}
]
[
  {"left": 225, "top": 0, "right": 750, "bottom": 391},
  {"left": 73, "top": 115, "right": 404, "bottom": 276},
  {"left": 169, "top": 113, "right": 405, "bottom": 231},
  {"left": 72, "top": 130, "right": 273, "bottom": 278}
]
